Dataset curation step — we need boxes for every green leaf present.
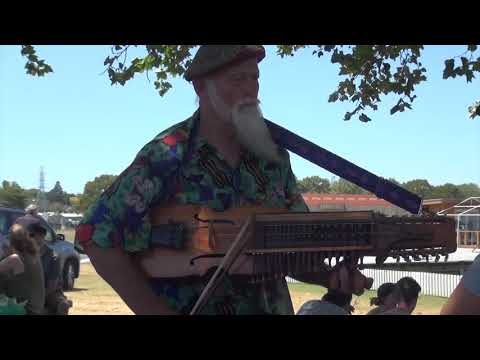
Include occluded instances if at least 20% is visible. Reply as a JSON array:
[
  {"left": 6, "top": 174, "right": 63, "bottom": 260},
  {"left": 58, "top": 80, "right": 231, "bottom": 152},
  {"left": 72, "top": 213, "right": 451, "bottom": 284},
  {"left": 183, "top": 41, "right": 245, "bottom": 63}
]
[
  {"left": 466, "top": 70, "right": 475, "bottom": 82},
  {"left": 472, "top": 60, "right": 480, "bottom": 71},
  {"left": 468, "top": 45, "right": 478, "bottom": 52},
  {"left": 359, "top": 113, "right": 371, "bottom": 122},
  {"left": 328, "top": 92, "right": 339, "bottom": 103},
  {"left": 21, "top": 45, "right": 34, "bottom": 56},
  {"left": 390, "top": 105, "right": 400, "bottom": 115},
  {"left": 443, "top": 59, "right": 455, "bottom": 79}
]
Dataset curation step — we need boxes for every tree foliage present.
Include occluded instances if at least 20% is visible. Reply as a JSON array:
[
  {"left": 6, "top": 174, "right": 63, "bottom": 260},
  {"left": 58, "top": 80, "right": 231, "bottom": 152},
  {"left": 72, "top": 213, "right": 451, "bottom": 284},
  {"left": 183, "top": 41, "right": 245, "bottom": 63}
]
[
  {"left": 1, "top": 176, "right": 479, "bottom": 213},
  {"left": 402, "top": 179, "right": 433, "bottom": 198},
  {"left": 78, "top": 175, "right": 117, "bottom": 212},
  {"left": 297, "top": 176, "right": 331, "bottom": 193},
  {"left": 20, "top": 45, "right": 53, "bottom": 77},
  {"left": 296, "top": 176, "right": 480, "bottom": 200},
  {"left": 330, "top": 178, "right": 369, "bottom": 194},
  {"left": 46, "top": 181, "right": 69, "bottom": 205},
  {"left": 0, "top": 181, "right": 27, "bottom": 209},
  {"left": 21, "top": 45, "right": 480, "bottom": 120}
]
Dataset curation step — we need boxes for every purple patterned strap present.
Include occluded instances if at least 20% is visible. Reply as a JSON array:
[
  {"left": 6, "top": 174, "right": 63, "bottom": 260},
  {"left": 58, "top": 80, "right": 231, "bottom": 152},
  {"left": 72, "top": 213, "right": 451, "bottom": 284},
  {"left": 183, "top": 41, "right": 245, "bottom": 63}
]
[{"left": 265, "top": 119, "right": 422, "bottom": 215}]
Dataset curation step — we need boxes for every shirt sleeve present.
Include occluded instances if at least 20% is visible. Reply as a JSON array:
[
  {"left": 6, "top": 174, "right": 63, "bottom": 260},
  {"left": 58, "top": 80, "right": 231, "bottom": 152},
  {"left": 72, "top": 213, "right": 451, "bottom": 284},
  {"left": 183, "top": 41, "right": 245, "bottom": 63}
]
[
  {"left": 462, "top": 254, "right": 480, "bottom": 297},
  {"left": 75, "top": 138, "right": 182, "bottom": 253},
  {"left": 282, "top": 150, "right": 309, "bottom": 212}
]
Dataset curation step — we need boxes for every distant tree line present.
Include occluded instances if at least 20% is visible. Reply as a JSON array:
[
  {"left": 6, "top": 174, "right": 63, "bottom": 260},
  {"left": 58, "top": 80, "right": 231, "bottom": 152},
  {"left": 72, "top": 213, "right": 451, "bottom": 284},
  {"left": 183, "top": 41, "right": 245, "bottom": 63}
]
[
  {"left": 297, "top": 176, "right": 480, "bottom": 199},
  {"left": 1, "top": 175, "right": 479, "bottom": 213},
  {"left": 0, "top": 175, "right": 117, "bottom": 213}
]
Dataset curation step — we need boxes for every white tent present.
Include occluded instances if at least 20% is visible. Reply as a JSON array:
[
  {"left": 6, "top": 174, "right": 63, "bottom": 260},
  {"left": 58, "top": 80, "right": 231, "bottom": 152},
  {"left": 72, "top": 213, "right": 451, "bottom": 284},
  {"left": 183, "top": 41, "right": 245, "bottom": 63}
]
[{"left": 438, "top": 197, "right": 480, "bottom": 248}]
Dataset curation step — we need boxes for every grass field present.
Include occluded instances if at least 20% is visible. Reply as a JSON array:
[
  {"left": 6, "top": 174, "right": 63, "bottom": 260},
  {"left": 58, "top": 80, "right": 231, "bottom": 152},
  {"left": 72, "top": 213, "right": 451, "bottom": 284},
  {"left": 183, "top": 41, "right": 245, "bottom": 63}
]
[
  {"left": 62, "top": 228, "right": 76, "bottom": 243},
  {"left": 68, "top": 263, "right": 133, "bottom": 315},
  {"left": 67, "top": 263, "right": 448, "bottom": 315}
]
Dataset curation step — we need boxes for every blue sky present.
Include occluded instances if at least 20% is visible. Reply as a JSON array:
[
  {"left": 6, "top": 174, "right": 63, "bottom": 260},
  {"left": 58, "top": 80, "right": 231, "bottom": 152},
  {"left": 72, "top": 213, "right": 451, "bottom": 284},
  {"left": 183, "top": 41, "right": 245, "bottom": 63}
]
[{"left": 0, "top": 45, "right": 478, "bottom": 195}]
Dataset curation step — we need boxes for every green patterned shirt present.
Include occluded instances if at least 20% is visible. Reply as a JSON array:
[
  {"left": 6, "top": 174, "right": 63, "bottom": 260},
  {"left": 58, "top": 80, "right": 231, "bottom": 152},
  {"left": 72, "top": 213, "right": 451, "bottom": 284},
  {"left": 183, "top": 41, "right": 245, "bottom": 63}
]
[{"left": 76, "top": 110, "right": 308, "bottom": 314}]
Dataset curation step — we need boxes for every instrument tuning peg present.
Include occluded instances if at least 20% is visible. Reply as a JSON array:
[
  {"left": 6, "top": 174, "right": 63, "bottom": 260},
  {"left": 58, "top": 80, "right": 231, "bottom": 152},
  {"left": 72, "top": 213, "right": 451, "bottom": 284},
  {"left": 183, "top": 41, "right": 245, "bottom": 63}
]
[{"left": 435, "top": 254, "right": 440, "bottom": 263}]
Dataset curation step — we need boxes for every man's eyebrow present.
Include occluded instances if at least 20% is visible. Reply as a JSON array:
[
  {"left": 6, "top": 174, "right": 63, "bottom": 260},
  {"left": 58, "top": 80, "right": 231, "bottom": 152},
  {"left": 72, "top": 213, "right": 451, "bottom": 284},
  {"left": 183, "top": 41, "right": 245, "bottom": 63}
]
[{"left": 229, "top": 70, "right": 260, "bottom": 77}]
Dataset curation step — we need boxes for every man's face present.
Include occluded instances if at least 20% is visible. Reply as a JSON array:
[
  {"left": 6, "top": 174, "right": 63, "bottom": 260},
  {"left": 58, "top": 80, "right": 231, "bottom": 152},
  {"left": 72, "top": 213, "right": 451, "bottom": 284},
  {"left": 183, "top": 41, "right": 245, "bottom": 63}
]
[
  {"left": 31, "top": 231, "right": 46, "bottom": 248},
  {"left": 203, "top": 59, "right": 281, "bottom": 164},
  {"left": 209, "top": 58, "right": 260, "bottom": 113},
  {"left": 383, "top": 292, "right": 396, "bottom": 309}
]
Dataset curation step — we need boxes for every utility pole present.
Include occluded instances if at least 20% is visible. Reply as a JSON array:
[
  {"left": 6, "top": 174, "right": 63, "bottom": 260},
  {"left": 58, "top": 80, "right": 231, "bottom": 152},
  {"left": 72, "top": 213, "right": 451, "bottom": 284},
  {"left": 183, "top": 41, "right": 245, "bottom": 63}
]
[{"left": 36, "top": 166, "right": 48, "bottom": 212}]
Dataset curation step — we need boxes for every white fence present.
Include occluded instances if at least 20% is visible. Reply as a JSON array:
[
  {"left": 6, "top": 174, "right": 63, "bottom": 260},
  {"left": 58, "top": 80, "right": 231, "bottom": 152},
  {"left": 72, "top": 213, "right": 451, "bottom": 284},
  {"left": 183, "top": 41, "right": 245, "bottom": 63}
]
[{"left": 287, "top": 269, "right": 462, "bottom": 298}]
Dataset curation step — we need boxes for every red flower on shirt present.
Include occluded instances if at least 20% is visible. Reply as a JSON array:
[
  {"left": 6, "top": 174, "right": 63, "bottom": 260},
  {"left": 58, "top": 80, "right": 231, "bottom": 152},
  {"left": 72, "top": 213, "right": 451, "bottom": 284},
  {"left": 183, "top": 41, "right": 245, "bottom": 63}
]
[
  {"left": 162, "top": 130, "right": 188, "bottom": 146},
  {"left": 75, "top": 224, "right": 94, "bottom": 247}
]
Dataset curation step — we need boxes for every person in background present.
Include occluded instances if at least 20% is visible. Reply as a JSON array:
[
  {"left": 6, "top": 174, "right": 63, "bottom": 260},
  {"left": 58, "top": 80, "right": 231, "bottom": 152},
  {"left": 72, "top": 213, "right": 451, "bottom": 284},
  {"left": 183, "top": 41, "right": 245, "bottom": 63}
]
[
  {"left": 380, "top": 277, "right": 421, "bottom": 315},
  {"left": 296, "top": 290, "right": 354, "bottom": 315},
  {"left": 25, "top": 204, "right": 39, "bottom": 217},
  {"left": 14, "top": 214, "right": 72, "bottom": 315},
  {"left": 366, "top": 282, "right": 396, "bottom": 315},
  {"left": 0, "top": 223, "right": 45, "bottom": 315},
  {"left": 441, "top": 254, "right": 480, "bottom": 315}
]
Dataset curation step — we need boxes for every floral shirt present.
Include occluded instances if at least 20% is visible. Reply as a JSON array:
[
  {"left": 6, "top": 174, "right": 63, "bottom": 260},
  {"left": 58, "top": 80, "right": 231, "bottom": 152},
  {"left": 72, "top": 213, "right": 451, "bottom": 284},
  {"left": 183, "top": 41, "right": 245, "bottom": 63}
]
[{"left": 75, "top": 110, "right": 308, "bottom": 315}]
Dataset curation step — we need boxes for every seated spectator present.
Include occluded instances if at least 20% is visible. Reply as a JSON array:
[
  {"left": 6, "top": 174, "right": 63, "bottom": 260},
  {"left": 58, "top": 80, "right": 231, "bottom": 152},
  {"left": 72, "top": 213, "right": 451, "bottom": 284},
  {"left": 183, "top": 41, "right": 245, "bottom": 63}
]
[
  {"left": 366, "top": 282, "right": 396, "bottom": 315},
  {"left": 297, "top": 290, "right": 353, "bottom": 315},
  {"left": 0, "top": 223, "right": 45, "bottom": 315},
  {"left": 15, "top": 214, "right": 73, "bottom": 315},
  {"left": 380, "top": 277, "right": 421, "bottom": 315}
]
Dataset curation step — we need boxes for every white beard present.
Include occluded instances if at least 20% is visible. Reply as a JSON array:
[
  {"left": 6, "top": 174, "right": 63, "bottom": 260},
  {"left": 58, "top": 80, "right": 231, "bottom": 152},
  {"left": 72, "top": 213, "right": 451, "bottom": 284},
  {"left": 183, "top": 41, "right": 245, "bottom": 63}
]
[{"left": 206, "top": 82, "right": 282, "bottom": 164}]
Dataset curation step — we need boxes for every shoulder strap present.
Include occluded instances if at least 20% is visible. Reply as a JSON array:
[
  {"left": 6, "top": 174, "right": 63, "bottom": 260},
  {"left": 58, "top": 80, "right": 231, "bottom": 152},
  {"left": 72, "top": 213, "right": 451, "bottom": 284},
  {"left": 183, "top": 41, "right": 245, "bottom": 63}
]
[{"left": 265, "top": 119, "right": 422, "bottom": 214}]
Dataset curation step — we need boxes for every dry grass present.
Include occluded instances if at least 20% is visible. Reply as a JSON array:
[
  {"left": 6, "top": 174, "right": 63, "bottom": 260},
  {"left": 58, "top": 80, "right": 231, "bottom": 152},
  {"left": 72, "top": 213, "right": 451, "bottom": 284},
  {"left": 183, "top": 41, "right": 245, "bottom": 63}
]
[
  {"left": 69, "top": 263, "right": 447, "bottom": 315},
  {"left": 61, "top": 228, "right": 76, "bottom": 243},
  {"left": 68, "top": 263, "right": 133, "bottom": 315}
]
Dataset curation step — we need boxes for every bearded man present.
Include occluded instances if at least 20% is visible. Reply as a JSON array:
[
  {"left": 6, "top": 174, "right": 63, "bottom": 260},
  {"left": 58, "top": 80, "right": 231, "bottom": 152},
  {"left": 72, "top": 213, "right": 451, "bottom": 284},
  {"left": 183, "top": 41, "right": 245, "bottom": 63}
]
[{"left": 75, "top": 45, "right": 370, "bottom": 315}]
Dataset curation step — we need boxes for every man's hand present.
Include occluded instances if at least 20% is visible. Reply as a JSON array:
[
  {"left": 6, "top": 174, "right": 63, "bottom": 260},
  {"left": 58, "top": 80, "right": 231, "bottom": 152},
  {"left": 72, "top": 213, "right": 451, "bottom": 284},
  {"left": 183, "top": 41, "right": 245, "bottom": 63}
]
[
  {"left": 328, "top": 261, "right": 373, "bottom": 296},
  {"left": 0, "top": 253, "right": 25, "bottom": 276}
]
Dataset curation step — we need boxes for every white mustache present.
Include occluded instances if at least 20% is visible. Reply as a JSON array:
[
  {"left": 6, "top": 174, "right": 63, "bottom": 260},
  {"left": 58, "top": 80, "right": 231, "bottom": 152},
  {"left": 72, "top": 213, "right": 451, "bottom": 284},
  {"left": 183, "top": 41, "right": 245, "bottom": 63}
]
[
  {"left": 235, "top": 98, "right": 261, "bottom": 108},
  {"left": 206, "top": 81, "right": 281, "bottom": 164},
  {"left": 232, "top": 102, "right": 282, "bottom": 164}
]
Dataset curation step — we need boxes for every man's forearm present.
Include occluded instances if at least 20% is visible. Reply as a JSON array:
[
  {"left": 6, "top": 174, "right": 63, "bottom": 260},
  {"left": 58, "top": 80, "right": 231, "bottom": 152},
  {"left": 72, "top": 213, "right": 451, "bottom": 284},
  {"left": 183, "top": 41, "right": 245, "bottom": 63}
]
[{"left": 86, "top": 245, "right": 177, "bottom": 315}]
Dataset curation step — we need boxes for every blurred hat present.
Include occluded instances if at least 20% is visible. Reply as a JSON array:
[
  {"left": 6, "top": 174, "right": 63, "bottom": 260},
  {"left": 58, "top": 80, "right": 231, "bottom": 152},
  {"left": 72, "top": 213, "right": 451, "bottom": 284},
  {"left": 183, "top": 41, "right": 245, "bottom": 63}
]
[
  {"left": 296, "top": 300, "right": 350, "bottom": 315},
  {"left": 14, "top": 215, "right": 48, "bottom": 235},
  {"left": 184, "top": 45, "right": 265, "bottom": 82}
]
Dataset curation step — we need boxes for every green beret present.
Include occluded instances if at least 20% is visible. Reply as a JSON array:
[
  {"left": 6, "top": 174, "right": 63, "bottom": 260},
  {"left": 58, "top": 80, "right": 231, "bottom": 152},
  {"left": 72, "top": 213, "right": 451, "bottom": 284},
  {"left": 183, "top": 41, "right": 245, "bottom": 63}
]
[{"left": 184, "top": 45, "right": 266, "bottom": 82}]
